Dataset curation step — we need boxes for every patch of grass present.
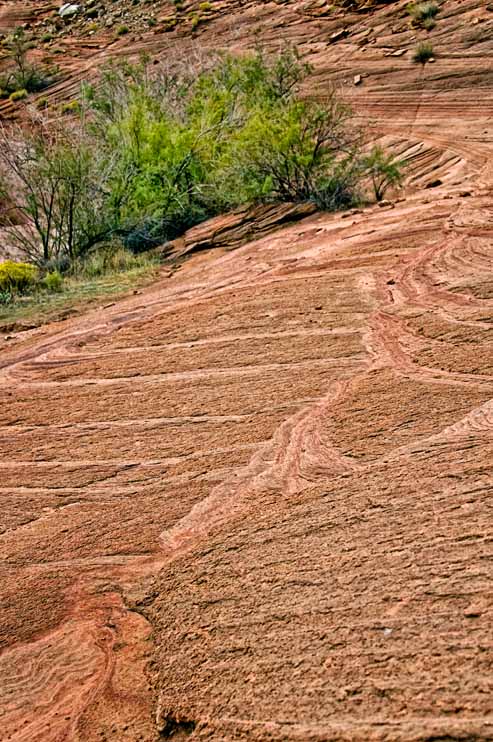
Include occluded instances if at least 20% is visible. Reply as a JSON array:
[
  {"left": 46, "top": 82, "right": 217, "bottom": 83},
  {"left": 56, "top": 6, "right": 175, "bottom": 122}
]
[
  {"left": 407, "top": 0, "right": 439, "bottom": 26},
  {"left": 412, "top": 41, "right": 435, "bottom": 63},
  {"left": 116, "top": 24, "right": 129, "bottom": 36},
  {"left": 72, "top": 245, "right": 157, "bottom": 278},
  {"left": 0, "top": 251, "right": 161, "bottom": 332}
]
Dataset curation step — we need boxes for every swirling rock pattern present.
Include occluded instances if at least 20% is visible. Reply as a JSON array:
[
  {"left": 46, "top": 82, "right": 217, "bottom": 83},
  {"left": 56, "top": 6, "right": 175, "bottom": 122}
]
[{"left": 2, "top": 1, "right": 493, "bottom": 740}]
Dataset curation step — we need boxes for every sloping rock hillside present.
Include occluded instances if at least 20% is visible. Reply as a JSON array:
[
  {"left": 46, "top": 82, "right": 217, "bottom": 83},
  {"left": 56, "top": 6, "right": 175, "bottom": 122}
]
[{"left": 1, "top": 1, "right": 493, "bottom": 740}]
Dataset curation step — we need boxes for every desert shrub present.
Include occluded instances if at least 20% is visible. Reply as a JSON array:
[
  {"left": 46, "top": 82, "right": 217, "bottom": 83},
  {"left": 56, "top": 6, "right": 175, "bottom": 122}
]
[
  {"left": 190, "top": 14, "right": 201, "bottom": 30},
  {"left": 412, "top": 41, "right": 435, "bottom": 63},
  {"left": 42, "top": 270, "right": 63, "bottom": 292},
  {"left": 363, "top": 145, "right": 404, "bottom": 201},
  {"left": 0, "top": 46, "right": 400, "bottom": 268},
  {"left": 60, "top": 99, "right": 81, "bottom": 114},
  {"left": 0, "top": 260, "right": 38, "bottom": 293},
  {"left": 0, "top": 120, "right": 117, "bottom": 265},
  {"left": 223, "top": 95, "right": 360, "bottom": 206},
  {"left": 407, "top": 1, "right": 439, "bottom": 26},
  {"left": 9, "top": 88, "right": 28, "bottom": 102},
  {"left": 81, "top": 46, "right": 365, "bottom": 246},
  {"left": 0, "top": 28, "right": 57, "bottom": 95}
]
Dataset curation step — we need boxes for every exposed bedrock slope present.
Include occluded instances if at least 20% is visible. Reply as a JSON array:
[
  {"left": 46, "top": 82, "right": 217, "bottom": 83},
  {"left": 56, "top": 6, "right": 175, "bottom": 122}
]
[{"left": 1, "top": 1, "right": 493, "bottom": 740}]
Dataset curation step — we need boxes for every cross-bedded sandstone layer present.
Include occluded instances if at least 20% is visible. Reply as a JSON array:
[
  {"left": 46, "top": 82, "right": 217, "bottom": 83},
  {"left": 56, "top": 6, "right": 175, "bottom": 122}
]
[{"left": 1, "top": 1, "right": 493, "bottom": 740}]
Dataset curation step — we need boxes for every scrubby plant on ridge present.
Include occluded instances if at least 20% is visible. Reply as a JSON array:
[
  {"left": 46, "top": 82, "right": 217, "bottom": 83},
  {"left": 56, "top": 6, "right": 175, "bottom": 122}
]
[
  {"left": 412, "top": 41, "right": 435, "bottom": 63},
  {"left": 0, "top": 27, "right": 57, "bottom": 96},
  {"left": 407, "top": 1, "right": 440, "bottom": 29}
]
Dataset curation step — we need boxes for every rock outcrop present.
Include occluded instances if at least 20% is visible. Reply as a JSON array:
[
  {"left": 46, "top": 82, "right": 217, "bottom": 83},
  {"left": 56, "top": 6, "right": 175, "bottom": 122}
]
[{"left": 1, "top": 1, "right": 493, "bottom": 740}]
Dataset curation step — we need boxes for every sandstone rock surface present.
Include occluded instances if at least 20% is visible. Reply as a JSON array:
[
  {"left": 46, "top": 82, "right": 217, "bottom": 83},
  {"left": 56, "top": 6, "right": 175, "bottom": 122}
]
[{"left": 1, "top": 1, "right": 493, "bottom": 740}]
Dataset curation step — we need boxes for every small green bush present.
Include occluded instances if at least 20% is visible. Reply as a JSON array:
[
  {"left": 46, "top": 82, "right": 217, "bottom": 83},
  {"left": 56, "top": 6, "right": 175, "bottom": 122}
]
[
  {"left": 421, "top": 17, "right": 436, "bottom": 30},
  {"left": 9, "top": 88, "right": 28, "bottom": 102},
  {"left": 412, "top": 41, "right": 435, "bottom": 63},
  {"left": 60, "top": 99, "right": 81, "bottom": 114},
  {"left": 363, "top": 145, "right": 404, "bottom": 201},
  {"left": 407, "top": 1, "right": 439, "bottom": 25},
  {"left": 116, "top": 25, "right": 129, "bottom": 36},
  {"left": 0, "top": 261, "right": 38, "bottom": 293},
  {"left": 0, "top": 28, "right": 56, "bottom": 94},
  {"left": 42, "top": 270, "right": 63, "bottom": 292}
]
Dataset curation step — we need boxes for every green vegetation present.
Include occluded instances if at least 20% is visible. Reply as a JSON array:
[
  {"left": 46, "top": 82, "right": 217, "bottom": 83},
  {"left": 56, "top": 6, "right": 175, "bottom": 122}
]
[
  {"left": 190, "top": 14, "right": 201, "bottom": 30},
  {"left": 9, "top": 88, "right": 28, "bottom": 102},
  {"left": 75, "top": 47, "right": 369, "bottom": 250},
  {"left": 363, "top": 146, "right": 404, "bottom": 202},
  {"left": 0, "top": 47, "right": 404, "bottom": 325},
  {"left": 60, "top": 99, "right": 81, "bottom": 114},
  {"left": 0, "top": 260, "right": 38, "bottom": 294},
  {"left": 0, "top": 28, "right": 57, "bottom": 97},
  {"left": 41, "top": 270, "right": 63, "bottom": 293},
  {"left": 0, "top": 251, "right": 160, "bottom": 330},
  {"left": 407, "top": 1, "right": 439, "bottom": 28},
  {"left": 412, "top": 41, "right": 435, "bottom": 63}
]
